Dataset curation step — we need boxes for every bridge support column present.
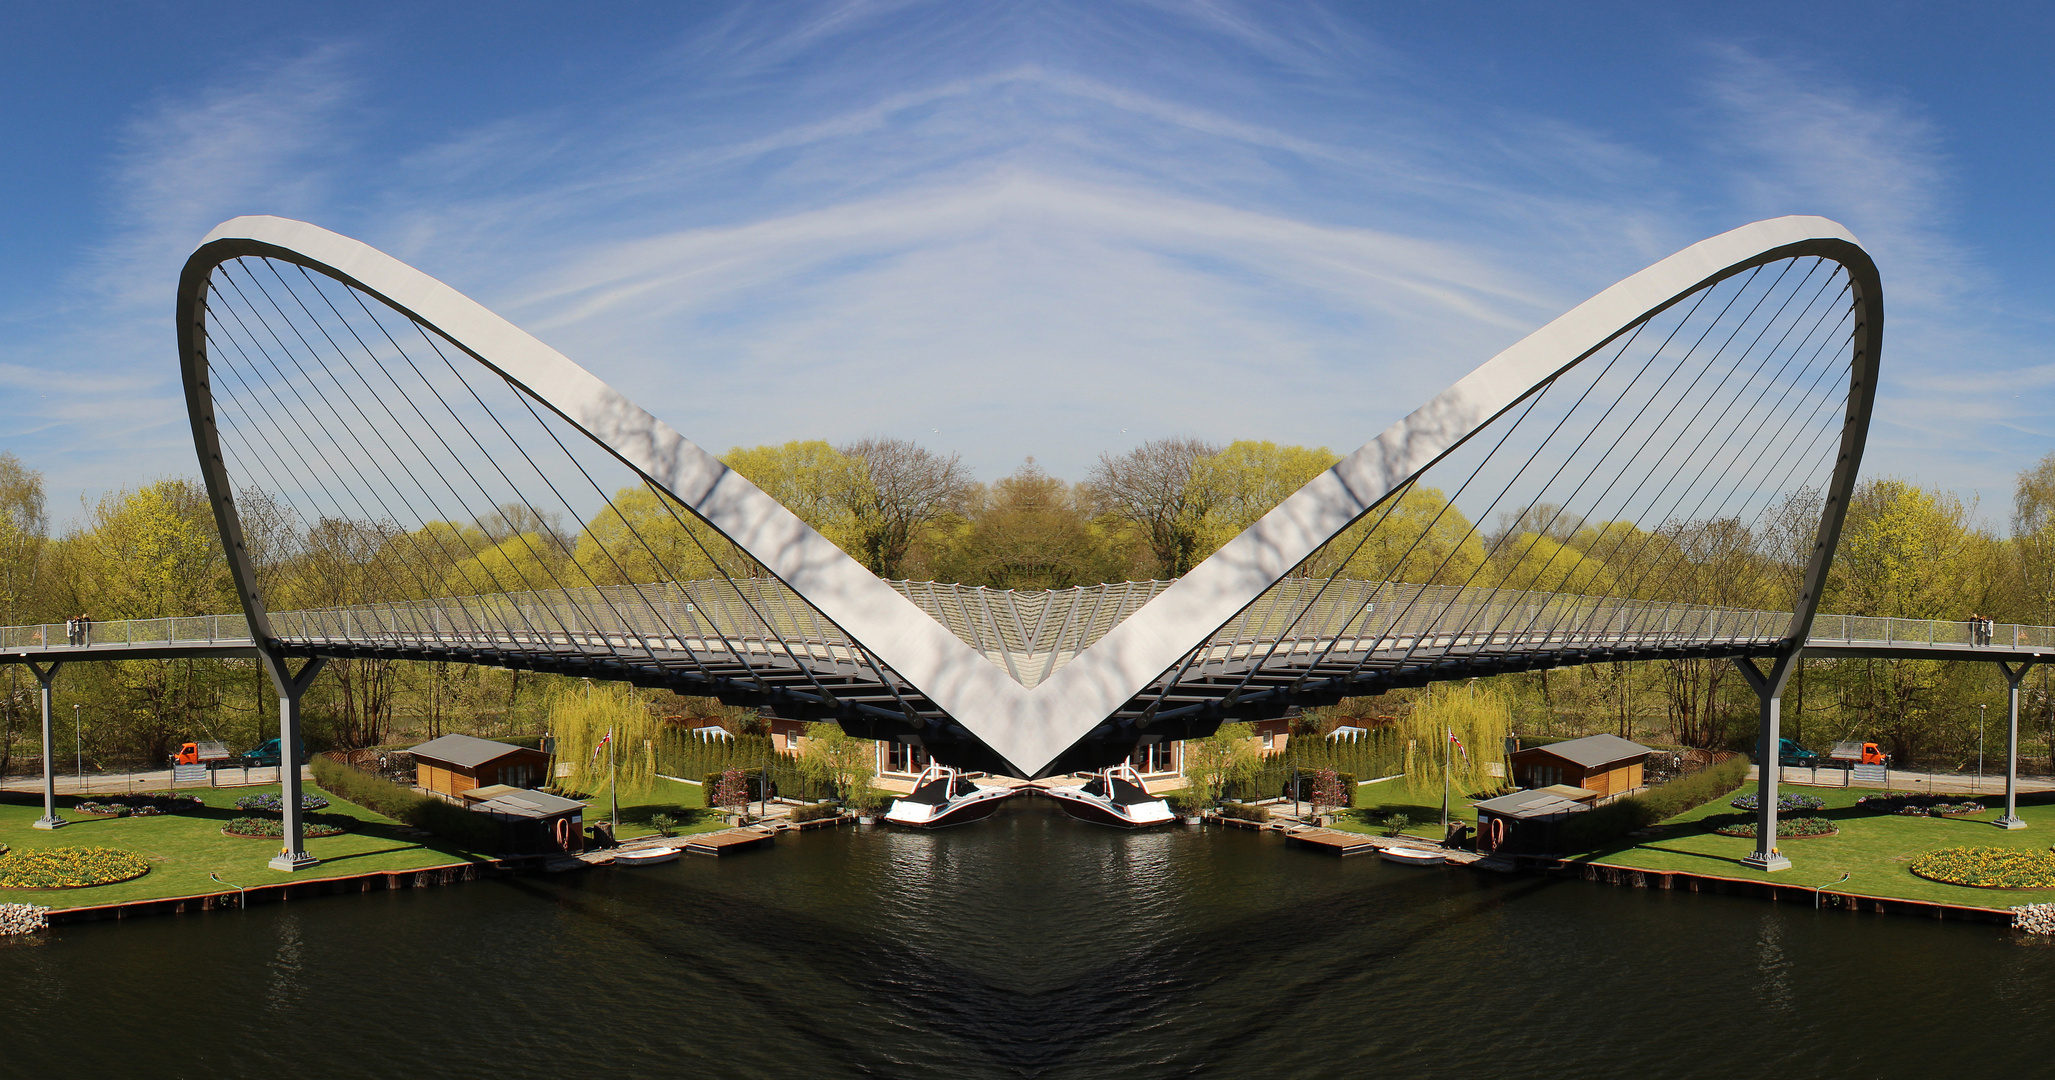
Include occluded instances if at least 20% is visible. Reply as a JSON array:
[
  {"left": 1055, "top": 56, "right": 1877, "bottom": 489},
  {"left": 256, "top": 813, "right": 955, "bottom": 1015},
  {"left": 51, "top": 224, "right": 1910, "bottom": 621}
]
[
  {"left": 260, "top": 655, "right": 326, "bottom": 872},
  {"left": 1735, "top": 656, "right": 1794, "bottom": 873},
  {"left": 1997, "top": 661, "right": 2034, "bottom": 830},
  {"left": 29, "top": 661, "right": 64, "bottom": 830}
]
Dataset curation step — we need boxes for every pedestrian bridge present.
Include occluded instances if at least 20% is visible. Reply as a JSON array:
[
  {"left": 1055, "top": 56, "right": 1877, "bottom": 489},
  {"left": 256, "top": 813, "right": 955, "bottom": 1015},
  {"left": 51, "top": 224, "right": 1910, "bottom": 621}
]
[
  {"left": 26, "top": 209, "right": 1971, "bottom": 870},
  {"left": 9, "top": 576, "right": 2046, "bottom": 751}
]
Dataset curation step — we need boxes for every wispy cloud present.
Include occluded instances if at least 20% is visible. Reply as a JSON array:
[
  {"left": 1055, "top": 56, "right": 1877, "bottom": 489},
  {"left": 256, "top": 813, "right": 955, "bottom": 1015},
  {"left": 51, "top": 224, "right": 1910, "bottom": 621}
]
[{"left": 4, "top": 4, "right": 2046, "bottom": 526}]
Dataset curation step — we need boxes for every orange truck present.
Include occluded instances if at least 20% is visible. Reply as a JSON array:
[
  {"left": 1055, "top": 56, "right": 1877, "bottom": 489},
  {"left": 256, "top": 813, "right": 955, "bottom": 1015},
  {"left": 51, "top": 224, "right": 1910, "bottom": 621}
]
[
  {"left": 171, "top": 740, "right": 231, "bottom": 767},
  {"left": 1829, "top": 740, "right": 1888, "bottom": 766}
]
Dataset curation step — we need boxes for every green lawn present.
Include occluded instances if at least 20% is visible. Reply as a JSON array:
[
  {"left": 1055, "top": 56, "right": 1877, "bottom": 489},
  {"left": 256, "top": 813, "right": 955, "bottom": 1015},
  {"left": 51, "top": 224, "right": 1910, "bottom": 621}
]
[
  {"left": 1589, "top": 785, "right": 2055, "bottom": 908},
  {"left": 0, "top": 785, "right": 484, "bottom": 910},
  {"left": 585, "top": 776, "right": 727, "bottom": 840},
  {"left": 1328, "top": 777, "right": 1479, "bottom": 841}
]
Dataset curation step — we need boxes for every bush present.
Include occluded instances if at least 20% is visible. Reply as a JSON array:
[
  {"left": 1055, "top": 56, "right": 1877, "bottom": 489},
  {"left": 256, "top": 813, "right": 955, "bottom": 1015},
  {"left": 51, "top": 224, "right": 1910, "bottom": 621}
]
[
  {"left": 787, "top": 803, "right": 845, "bottom": 823},
  {"left": 1731, "top": 793, "right": 1826, "bottom": 812},
  {"left": 705, "top": 767, "right": 775, "bottom": 803},
  {"left": 1382, "top": 812, "right": 1411, "bottom": 838},
  {"left": 1710, "top": 816, "right": 1837, "bottom": 838},
  {"left": 1560, "top": 756, "right": 1751, "bottom": 852},
  {"left": 234, "top": 792, "right": 330, "bottom": 813},
  {"left": 223, "top": 816, "right": 349, "bottom": 839},
  {"left": 1284, "top": 772, "right": 1357, "bottom": 802},
  {"left": 1218, "top": 801, "right": 1271, "bottom": 822},
  {"left": 311, "top": 757, "right": 503, "bottom": 853}
]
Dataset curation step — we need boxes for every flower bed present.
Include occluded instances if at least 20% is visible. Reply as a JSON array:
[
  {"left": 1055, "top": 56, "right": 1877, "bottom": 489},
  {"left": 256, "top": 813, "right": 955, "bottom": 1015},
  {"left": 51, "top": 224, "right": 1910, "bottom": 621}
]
[
  {"left": 1856, "top": 794, "right": 1985, "bottom": 817},
  {"left": 222, "top": 816, "right": 349, "bottom": 839},
  {"left": 234, "top": 792, "right": 329, "bottom": 813},
  {"left": 1729, "top": 793, "right": 1826, "bottom": 812},
  {"left": 0, "top": 847, "right": 152, "bottom": 889},
  {"left": 1709, "top": 816, "right": 1838, "bottom": 839},
  {"left": 74, "top": 792, "right": 203, "bottom": 818},
  {"left": 1910, "top": 846, "right": 2055, "bottom": 888}
]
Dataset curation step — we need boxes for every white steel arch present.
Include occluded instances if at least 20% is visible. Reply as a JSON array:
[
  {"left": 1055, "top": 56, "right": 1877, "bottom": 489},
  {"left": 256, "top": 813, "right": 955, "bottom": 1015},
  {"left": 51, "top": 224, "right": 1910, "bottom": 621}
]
[{"left": 179, "top": 216, "right": 1879, "bottom": 779}]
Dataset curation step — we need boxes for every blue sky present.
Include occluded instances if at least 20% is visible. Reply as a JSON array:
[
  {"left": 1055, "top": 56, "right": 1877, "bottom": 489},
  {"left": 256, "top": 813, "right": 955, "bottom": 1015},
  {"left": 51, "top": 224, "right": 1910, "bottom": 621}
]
[{"left": 0, "top": 1, "right": 2048, "bottom": 528}]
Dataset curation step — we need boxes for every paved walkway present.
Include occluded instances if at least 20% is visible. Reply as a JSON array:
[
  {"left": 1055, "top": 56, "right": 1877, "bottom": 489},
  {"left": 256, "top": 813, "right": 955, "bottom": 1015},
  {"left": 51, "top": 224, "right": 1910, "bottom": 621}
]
[
  {"left": 0, "top": 765, "right": 309, "bottom": 796},
  {"left": 1748, "top": 764, "right": 2055, "bottom": 796}
]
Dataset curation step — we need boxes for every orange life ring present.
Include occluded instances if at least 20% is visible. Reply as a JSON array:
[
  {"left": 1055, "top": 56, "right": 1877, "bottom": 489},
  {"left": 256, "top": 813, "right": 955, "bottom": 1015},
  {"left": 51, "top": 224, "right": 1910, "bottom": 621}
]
[
  {"left": 554, "top": 817, "right": 572, "bottom": 850},
  {"left": 1488, "top": 816, "right": 1506, "bottom": 849}
]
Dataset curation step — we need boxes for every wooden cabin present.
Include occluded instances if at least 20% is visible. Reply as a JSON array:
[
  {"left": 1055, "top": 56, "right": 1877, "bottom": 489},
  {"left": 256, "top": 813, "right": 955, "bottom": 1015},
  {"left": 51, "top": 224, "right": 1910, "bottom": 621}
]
[
  {"left": 1474, "top": 788, "right": 1592, "bottom": 856},
  {"left": 410, "top": 734, "right": 550, "bottom": 800},
  {"left": 472, "top": 787, "right": 586, "bottom": 854},
  {"left": 1509, "top": 734, "right": 1649, "bottom": 799}
]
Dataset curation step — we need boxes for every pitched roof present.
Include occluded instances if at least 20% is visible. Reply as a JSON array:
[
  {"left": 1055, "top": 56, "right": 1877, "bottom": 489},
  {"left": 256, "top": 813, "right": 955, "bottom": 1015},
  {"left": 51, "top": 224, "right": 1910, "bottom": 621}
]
[
  {"left": 1473, "top": 788, "right": 1591, "bottom": 818},
  {"left": 408, "top": 733, "right": 537, "bottom": 770},
  {"left": 477, "top": 789, "right": 585, "bottom": 818},
  {"left": 1521, "top": 733, "right": 1650, "bottom": 769}
]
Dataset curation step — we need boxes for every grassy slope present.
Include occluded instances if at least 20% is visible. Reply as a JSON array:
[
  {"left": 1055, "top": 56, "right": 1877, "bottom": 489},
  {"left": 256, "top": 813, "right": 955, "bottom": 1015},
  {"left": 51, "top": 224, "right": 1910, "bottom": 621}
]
[
  {"left": 1328, "top": 778, "right": 1481, "bottom": 840},
  {"left": 589, "top": 776, "right": 728, "bottom": 840},
  {"left": 0, "top": 785, "right": 481, "bottom": 910},
  {"left": 1588, "top": 784, "right": 2055, "bottom": 908}
]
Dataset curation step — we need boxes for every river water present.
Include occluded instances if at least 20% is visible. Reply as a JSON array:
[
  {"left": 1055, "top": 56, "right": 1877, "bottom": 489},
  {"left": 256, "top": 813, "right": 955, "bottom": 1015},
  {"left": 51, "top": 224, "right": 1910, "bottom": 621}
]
[{"left": 5, "top": 800, "right": 2052, "bottom": 1079}]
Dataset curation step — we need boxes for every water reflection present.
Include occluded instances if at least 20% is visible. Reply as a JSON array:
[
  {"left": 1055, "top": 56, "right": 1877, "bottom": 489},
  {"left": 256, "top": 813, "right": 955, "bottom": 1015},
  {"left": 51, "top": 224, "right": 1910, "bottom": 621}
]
[{"left": 4, "top": 800, "right": 2051, "bottom": 1078}]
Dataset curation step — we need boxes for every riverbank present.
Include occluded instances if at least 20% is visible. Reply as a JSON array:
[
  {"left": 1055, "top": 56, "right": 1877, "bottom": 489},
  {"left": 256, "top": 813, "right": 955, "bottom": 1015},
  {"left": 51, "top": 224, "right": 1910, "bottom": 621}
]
[
  {"left": 0, "top": 785, "right": 484, "bottom": 910},
  {"left": 1582, "top": 784, "right": 2055, "bottom": 910}
]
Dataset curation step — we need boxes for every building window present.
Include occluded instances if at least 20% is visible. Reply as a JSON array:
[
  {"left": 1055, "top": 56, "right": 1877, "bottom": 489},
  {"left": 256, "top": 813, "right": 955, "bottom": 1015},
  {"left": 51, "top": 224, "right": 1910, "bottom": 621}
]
[
  {"left": 1263, "top": 731, "right": 1275, "bottom": 750},
  {"left": 884, "top": 742, "right": 930, "bottom": 775},
  {"left": 1131, "top": 742, "right": 1175, "bottom": 775}
]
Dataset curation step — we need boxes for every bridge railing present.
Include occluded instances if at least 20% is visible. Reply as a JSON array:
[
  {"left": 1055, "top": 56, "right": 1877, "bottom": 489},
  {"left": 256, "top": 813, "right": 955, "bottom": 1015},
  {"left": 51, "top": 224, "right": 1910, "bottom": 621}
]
[{"left": 0, "top": 614, "right": 252, "bottom": 650}]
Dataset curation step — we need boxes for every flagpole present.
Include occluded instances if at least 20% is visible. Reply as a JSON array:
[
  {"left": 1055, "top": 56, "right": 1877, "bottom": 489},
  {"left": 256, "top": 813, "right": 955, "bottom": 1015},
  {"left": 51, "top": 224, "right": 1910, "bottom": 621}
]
[{"left": 1441, "top": 725, "right": 1451, "bottom": 837}]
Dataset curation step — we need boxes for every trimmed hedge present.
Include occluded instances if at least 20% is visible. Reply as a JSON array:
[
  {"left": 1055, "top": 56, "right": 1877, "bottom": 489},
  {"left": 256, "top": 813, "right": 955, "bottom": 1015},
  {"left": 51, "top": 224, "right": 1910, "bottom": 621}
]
[
  {"left": 1218, "top": 801, "right": 1271, "bottom": 822},
  {"left": 1560, "top": 756, "right": 1752, "bottom": 852},
  {"left": 311, "top": 756, "right": 502, "bottom": 853},
  {"left": 788, "top": 802, "right": 846, "bottom": 823}
]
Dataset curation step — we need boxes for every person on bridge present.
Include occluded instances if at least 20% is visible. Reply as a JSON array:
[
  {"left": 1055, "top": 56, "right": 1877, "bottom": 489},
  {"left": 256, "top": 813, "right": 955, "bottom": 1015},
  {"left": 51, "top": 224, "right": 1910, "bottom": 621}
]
[
  {"left": 1969, "top": 613, "right": 1986, "bottom": 647},
  {"left": 64, "top": 616, "right": 75, "bottom": 647},
  {"left": 78, "top": 613, "right": 90, "bottom": 647}
]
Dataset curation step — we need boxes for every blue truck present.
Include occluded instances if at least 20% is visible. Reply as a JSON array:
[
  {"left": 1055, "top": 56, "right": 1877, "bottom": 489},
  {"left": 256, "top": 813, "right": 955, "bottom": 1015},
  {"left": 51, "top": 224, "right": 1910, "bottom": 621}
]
[
  {"left": 240, "top": 738, "right": 306, "bottom": 768},
  {"left": 1778, "top": 738, "right": 1819, "bottom": 767}
]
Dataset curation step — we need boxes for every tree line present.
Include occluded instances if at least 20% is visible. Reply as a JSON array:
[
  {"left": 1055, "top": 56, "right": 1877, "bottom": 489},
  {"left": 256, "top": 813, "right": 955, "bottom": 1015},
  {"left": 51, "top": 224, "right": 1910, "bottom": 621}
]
[{"left": 0, "top": 434, "right": 2051, "bottom": 775}]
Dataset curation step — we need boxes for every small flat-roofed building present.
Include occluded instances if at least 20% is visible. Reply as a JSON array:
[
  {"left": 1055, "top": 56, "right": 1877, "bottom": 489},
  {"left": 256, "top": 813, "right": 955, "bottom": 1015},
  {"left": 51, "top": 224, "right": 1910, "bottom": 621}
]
[
  {"left": 473, "top": 788, "right": 586, "bottom": 854},
  {"left": 1510, "top": 734, "right": 1649, "bottom": 799},
  {"left": 1474, "top": 788, "right": 1592, "bottom": 856},
  {"left": 410, "top": 734, "right": 550, "bottom": 800}
]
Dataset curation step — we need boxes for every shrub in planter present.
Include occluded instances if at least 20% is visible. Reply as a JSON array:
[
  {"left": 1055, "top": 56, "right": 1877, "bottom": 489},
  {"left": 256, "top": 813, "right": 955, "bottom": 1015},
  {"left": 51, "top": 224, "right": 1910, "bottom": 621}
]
[
  {"left": 1218, "top": 801, "right": 1271, "bottom": 822},
  {"left": 1730, "top": 793, "right": 1826, "bottom": 812},
  {"left": 787, "top": 803, "right": 845, "bottom": 823},
  {"left": 223, "top": 816, "right": 349, "bottom": 839},
  {"left": 235, "top": 792, "right": 329, "bottom": 813},
  {"left": 1710, "top": 815, "right": 1838, "bottom": 838},
  {"left": 0, "top": 846, "right": 151, "bottom": 889}
]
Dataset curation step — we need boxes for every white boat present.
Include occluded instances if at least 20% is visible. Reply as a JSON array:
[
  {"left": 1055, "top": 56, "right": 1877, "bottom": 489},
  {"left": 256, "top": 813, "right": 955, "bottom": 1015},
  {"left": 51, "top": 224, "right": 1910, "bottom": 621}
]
[
  {"left": 882, "top": 763, "right": 1016, "bottom": 827},
  {"left": 1378, "top": 846, "right": 1446, "bottom": 866},
  {"left": 614, "top": 846, "right": 682, "bottom": 866},
  {"left": 1042, "top": 763, "right": 1176, "bottom": 829}
]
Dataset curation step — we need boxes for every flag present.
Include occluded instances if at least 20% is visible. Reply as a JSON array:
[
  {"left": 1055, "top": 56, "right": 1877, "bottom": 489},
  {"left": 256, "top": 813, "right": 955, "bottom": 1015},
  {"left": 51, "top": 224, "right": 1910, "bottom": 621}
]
[
  {"left": 1447, "top": 728, "right": 1467, "bottom": 760},
  {"left": 591, "top": 730, "right": 613, "bottom": 760}
]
